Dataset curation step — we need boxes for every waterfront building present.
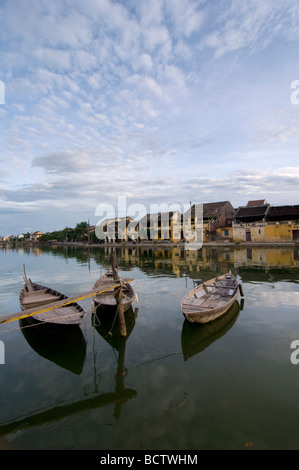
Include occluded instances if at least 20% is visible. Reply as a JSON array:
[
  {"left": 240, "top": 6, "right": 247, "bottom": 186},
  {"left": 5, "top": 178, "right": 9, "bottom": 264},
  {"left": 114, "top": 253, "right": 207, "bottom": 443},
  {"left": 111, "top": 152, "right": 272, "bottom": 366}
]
[{"left": 233, "top": 201, "right": 299, "bottom": 243}]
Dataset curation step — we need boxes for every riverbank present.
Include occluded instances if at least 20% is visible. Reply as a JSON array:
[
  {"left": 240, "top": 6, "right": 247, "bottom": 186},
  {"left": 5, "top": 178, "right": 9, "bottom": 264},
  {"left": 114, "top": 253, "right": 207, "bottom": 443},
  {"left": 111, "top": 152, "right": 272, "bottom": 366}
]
[
  {"left": 1, "top": 239, "right": 298, "bottom": 249},
  {"left": 36, "top": 240, "right": 299, "bottom": 249}
]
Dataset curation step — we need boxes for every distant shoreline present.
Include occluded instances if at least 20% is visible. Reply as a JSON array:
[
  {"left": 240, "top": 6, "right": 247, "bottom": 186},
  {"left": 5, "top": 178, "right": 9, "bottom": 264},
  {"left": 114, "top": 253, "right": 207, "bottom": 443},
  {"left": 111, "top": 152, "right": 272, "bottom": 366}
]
[{"left": 2, "top": 240, "right": 297, "bottom": 249}]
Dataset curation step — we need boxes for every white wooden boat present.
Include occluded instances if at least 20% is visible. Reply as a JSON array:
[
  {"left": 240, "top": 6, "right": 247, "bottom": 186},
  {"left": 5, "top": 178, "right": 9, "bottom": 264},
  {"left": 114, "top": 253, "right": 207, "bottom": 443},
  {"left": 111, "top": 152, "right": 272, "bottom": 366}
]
[
  {"left": 93, "top": 271, "right": 135, "bottom": 312},
  {"left": 19, "top": 269, "right": 85, "bottom": 332},
  {"left": 181, "top": 272, "right": 243, "bottom": 324}
]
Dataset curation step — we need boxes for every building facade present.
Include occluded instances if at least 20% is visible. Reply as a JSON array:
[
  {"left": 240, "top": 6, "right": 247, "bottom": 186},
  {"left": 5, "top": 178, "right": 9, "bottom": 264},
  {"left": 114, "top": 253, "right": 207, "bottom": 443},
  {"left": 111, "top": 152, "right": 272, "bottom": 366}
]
[{"left": 233, "top": 202, "right": 299, "bottom": 243}]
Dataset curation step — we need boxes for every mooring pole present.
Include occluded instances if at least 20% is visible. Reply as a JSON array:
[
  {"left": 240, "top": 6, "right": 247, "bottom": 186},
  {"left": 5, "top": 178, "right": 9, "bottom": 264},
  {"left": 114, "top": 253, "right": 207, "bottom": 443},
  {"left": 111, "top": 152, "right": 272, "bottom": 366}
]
[
  {"left": 110, "top": 251, "right": 120, "bottom": 281},
  {"left": 114, "top": 286, "right": 127, "bottom": 338}
]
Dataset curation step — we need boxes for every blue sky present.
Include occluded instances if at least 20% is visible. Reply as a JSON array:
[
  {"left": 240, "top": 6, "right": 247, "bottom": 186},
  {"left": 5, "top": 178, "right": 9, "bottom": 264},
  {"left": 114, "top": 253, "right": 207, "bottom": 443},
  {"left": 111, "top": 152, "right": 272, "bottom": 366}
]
[{"left": 1, "top": 0, "right": 299, "bottom": 236}]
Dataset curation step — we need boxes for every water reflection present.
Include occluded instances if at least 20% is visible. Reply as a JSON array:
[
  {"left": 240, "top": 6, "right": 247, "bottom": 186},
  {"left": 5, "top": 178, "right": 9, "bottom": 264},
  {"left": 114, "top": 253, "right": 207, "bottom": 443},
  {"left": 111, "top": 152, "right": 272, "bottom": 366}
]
[
  {"left": 92, "top": 306, "right": 138, "bottom": 419},
  {"left": 1, "top": 244, "right": 299, "bottom": 450},
  {"left": 19, "top": 319, "right": 87, "bottom": 375},
  {"left": 181, "top": 300, "right": 241, "bottom": 361},
  {"left": 0, "top": 307, "right": 138, "bottom": 438},
  {"left": 28, "top": 243, "right": 299, "bottom": 281}
]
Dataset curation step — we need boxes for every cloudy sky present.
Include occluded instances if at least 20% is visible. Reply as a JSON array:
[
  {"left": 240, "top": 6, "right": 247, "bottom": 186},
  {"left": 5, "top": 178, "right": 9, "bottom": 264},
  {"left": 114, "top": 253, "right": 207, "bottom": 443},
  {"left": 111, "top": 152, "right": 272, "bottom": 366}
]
[{"left": 1, "top": 0, "right": 299, "bottom": 236}]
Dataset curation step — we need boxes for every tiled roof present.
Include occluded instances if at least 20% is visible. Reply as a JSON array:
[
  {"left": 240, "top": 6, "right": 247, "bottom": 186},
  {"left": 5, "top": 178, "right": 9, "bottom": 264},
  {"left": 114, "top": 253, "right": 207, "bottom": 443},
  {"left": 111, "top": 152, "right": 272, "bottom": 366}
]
[
  {"left": 267, "top": 205, "right": 299, "bottom": 221},
  {"left": 234, "top": 204, "right": 269, "bottom": 220},
  {"left": 247, "top": 199, "right": 267, "bottom": 206},
  {"left": 185, "top": 201, "right": 232, "bottom": 218},
  {"left": 202, "top": 201, "right": 231, "bottom": 217}
]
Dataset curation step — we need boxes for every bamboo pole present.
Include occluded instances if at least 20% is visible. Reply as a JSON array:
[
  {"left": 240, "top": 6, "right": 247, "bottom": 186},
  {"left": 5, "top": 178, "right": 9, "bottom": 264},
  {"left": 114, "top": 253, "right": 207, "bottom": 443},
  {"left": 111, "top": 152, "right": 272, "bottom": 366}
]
[
  {"left": 110, "top": 252, "right": 127, "bottom": 337},
  {"left": 0, "top": 279, "right": 134, "bottom": 326},
  {"left": 114, "top": 286, "right": 127, "bottom": 337},
  {"left": 110, "top": 251, "right": 120, "bottom": 281}
]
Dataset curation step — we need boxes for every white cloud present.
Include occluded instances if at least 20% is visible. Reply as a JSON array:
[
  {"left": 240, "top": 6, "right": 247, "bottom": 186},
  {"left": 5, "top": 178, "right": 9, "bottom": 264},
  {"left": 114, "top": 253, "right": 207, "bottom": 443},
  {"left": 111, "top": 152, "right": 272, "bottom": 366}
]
[
  {"left": 201, "top": 0, "right": 298, "bottom": 57},
  {"left": 252, "top": 107, "right": 299, "bottom": 143},
  {"left": 143, "top": 24, "right": 172, "bottom": 54},
  {"left": 133, "top": 53, "right": 153, "bottom": 72},
  {"left": 1, "top": 0, "right": 299, "bottom": 234},
  {"left": 184, "top": 167, "right": 299, "bottom": 206},
  {"left": 165, "top": 0, "right": 205, "bottom": 38},
  {"left": 33, "top": 48, "right": 72, "bottom": 72}
]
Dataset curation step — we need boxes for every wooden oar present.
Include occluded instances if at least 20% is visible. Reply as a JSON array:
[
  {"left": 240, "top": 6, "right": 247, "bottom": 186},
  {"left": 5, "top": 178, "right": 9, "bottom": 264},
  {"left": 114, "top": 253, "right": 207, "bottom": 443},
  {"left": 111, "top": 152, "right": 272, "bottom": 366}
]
[{"left": 0, "top": 279, "right": 134, "bottom": 326}]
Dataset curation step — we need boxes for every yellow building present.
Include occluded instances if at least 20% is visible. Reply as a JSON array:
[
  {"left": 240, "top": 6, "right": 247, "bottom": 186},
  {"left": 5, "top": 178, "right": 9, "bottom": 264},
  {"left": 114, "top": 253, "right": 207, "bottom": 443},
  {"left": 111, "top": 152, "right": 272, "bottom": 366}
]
[
  {"left": 215, "top": 226, "right": 233, "bottom": 240},
  {"left": 265, "top": 205, "right": 299, "bottom": 242},
  {"left": 152, "top": 211, "right": 182, "bottom": 241},
  {"left": 137, "top": 211, "right": 183, "bottom": 242},
  {"left": 30, "top": 231, "right": 44, "bottom": 241},
  {"left": 97, "top": 217, "right": 133, "bottom": 242},
  {"left": 184, "top": 201, "right": 234, "bottom": 243},
  {"left": 233, "top": 202, "right": 269, "bottom": 242},
  {"left": 264, "top": 222, "right": 293, "bottom": 242},
  {"left": 233, "top": 203, "right": 299, "bottom": 243}
]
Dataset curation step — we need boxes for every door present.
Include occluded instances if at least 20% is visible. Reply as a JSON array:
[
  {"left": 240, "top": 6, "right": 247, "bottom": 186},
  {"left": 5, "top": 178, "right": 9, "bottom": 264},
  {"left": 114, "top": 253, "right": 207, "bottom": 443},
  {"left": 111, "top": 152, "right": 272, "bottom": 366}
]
[
  {"left": 246, "top": 230, "right": 251, "bottom": 242},
  {"left": 293, "top": 230, "right": 299, "bottom": 241}
]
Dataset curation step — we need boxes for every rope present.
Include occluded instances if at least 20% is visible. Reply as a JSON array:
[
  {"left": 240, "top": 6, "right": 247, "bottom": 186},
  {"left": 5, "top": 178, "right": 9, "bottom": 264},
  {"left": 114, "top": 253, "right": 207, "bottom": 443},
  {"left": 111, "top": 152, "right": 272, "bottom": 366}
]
[
  {"left": 0, "top": 307, "right": 93, "bottom": 336},
  {"left": 92, "top": 286, "right": 122, "bottom": 338},
  {"left": 0, "top": 283, "right": 131, "bottom": 335},
  {"left": 108, "top": 308, "right": 120, "bottom": 336}
]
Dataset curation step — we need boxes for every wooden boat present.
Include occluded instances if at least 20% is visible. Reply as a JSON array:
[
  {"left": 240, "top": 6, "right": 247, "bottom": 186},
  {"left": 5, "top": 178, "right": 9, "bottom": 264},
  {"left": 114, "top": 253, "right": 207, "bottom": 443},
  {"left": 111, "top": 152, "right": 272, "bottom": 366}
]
[
  {"left": 181, "top": 271, "right": 243, "bottom": 324},
  {"left": 93, "top": 271, "right": 135, "bottom": 312},
  {"left": 19, "top": 268, "right": 85, "bottom": 332}
]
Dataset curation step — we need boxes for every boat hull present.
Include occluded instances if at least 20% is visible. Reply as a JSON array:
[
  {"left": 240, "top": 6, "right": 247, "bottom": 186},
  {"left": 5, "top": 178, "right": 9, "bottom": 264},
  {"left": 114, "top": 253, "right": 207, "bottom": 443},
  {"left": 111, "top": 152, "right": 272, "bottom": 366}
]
[
  {"left": 19, "top": 282, "right": 85, "bottom": 333},
  {"left": 93, "top": 272, "right": 135, "bottom": 313},
  {"left": 181, "top": 272, "right": 240, "bottom": 324}
]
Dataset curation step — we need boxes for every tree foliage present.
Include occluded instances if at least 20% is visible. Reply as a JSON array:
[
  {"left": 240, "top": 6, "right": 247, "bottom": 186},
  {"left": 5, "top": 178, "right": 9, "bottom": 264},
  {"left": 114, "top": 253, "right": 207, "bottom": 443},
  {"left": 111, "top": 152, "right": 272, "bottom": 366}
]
[{"left": 39, "top": 221, "right": 98, "bottom": 243}]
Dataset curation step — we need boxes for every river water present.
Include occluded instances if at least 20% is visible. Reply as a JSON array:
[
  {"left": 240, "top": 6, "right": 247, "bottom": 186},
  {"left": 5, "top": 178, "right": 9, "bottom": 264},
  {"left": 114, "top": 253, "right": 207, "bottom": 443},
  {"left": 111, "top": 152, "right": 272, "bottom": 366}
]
[{"left": 0, "top": 244, "right": 299, "bottom": 450}]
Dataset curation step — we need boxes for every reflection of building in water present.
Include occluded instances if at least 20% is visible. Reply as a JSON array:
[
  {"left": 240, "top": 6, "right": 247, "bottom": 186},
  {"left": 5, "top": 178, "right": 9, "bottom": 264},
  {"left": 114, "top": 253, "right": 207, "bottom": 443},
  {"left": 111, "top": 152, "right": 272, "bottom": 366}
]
[
  {"left": 233, "top": 247, "right": 299, "bottom": 268},
  {"left": 139, "top": 247, "right": 220, "bottom": 277},
  {"left": 115, "top": 245, "right": 299, "bottom": 275},
  {"left": 108, "top": 246, "right": 236, "bottom": 278},
  {"left": 70, "top": 244, "right": 299, "bottom": 280}
]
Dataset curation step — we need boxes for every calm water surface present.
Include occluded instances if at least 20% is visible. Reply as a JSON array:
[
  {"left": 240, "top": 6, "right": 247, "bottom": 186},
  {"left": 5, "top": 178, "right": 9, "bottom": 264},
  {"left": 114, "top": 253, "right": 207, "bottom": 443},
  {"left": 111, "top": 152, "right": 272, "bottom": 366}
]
[{"left": 0, "top": 244, "right": 299, "bottom": 450}]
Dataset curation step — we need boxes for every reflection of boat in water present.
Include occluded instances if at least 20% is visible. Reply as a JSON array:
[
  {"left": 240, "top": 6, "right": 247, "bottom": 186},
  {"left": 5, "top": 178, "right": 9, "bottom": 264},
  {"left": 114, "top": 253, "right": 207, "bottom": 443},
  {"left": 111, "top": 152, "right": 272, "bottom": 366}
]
[
  {"left": 181, "top": 300, "right": 240, "bottom": 361},
  {"left": 92, "top": 305, "right": 138, "bottom": 419},
  {"left": 0, "top": 308, "right": 138, "bottom": 438},
  {"left": 93, "top": 305, "right": 137, "bottom": 344},
  {"left": 19, "top": 318, "right": 87, "bottom": 375}
]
